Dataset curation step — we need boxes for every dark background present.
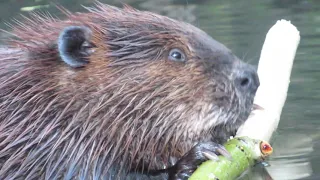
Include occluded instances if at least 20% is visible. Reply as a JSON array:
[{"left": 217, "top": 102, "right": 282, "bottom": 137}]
[{"left": 0, "top": 0, "right": 319, "bottom": 179}]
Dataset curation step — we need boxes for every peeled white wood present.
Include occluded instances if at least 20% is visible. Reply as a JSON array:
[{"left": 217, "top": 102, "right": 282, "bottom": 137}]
[{"left": 236, "top": 20, "right": 300, "bottom": 142}]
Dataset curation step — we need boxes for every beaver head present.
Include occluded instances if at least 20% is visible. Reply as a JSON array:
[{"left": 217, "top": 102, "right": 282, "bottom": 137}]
[{"left": 0, "top": 3, "right": 259, "bottom": 179}]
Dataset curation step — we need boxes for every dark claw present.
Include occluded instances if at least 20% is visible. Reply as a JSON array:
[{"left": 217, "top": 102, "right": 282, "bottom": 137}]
[
  {"left": 202, "top": 150, "right": 219, "bottom": 161},
  {"left": 168, "top": 142, "right": 231, "bottom": 180},
  {"left": 214, "top": 143, "right": 232, "bottom": 161},
  {"left": 202, "top": 143, "right": 232, "bottom": 161}
]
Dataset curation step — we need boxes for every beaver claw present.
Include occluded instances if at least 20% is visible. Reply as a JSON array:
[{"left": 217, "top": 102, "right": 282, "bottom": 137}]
[{"left": 168, "top": 142, "right": 231, "bottom": 180}]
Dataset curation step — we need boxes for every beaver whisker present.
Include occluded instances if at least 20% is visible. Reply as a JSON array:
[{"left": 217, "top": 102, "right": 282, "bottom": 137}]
[{"left": 0, "top": 2, "right": 258, "bottom": 179}]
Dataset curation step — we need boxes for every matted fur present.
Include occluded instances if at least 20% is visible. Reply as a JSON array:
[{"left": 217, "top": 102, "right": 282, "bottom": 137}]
[{"left": 0, "top": 2, "right": 255, "bottom": 179}]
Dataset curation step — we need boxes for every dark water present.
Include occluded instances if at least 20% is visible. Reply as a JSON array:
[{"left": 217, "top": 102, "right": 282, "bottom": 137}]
[{"left": 0, "top": 0, "right": 319, "bottom": 179}]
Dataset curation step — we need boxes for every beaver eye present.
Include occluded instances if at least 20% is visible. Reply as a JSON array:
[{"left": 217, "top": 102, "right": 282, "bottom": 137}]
[{"left": 168, "top": 48, "right": 186, "bottom": 62}]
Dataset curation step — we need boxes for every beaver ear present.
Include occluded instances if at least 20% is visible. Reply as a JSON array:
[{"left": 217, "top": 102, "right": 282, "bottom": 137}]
[{"left": 58, "top": 26, "right": 95, "bottom": 68}]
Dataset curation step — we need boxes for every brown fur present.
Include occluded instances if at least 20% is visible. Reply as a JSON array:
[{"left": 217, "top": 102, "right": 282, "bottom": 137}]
[{"left": 0, "top": 2, "right": 257, "bottom": 179}]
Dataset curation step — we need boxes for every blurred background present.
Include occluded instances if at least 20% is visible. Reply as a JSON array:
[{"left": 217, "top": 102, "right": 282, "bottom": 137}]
[{"left": 0, "top": 0, "right": 319, "bottom": 179}]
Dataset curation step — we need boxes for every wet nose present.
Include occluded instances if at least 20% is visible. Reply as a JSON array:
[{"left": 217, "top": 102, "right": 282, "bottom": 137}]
[{"left": 234, "top": 64, "right": 260, "bottom": 93}]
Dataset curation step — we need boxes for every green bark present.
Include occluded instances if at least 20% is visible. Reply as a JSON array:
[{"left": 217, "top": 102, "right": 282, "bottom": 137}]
[{"left": 189, "top": 137, "right": 272, "bottom": 180}]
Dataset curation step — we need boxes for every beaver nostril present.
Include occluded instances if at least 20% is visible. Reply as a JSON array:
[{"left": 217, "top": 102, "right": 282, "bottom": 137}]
[
  {"left": 240, "top": 77, "right": 250, "bottom": 87},
  {"left": 235, "top": 65, "right": 259, "bottom": 93}
]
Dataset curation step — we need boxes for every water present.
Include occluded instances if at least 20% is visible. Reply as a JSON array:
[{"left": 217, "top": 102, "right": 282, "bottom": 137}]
[{"left": 0, "top": 0, "right": 319, "bottom": 179}]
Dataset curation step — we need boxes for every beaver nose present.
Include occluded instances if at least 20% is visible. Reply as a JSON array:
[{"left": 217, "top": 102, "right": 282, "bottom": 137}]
[{"left": 234, "top": 64, "right": 260, "bottom": 93}]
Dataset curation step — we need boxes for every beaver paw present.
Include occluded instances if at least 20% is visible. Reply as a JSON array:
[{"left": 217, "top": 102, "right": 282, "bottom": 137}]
[{"left": 168, "top": 142, "right": 231, "bottom": 180}]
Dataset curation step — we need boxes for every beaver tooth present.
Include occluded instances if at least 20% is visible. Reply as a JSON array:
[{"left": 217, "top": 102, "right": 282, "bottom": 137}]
[{"left": 252, "top": 104, "right": 264, "bottom": 111}]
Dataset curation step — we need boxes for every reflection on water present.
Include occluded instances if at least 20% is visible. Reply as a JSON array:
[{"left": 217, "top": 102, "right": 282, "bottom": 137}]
[
  {"left": 0, "top": 0, "right": 319, "bottom": 179},
  {"left": 267, "top": 133, "right": 313, "bottom": 179}
]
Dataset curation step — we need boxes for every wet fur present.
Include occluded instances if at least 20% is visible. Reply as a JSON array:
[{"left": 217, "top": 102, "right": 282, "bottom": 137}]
[{"left": 0, "top": 2, "right": 256, "bottom": 179}]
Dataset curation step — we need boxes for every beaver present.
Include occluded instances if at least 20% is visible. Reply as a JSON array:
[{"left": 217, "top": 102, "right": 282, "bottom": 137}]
[{"left": 0, "top": 2, "right": 259, "bottom": 180}]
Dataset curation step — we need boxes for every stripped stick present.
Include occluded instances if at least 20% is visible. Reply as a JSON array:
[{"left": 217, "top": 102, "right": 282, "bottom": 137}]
[
  {"left": 236, "top": 19, "right": 300, "bottom": 141},
  {"left": 190, "top": 20, "right": 300, "bottom": 180}
]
